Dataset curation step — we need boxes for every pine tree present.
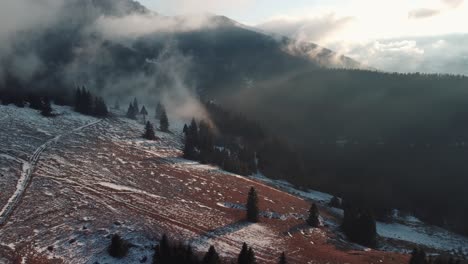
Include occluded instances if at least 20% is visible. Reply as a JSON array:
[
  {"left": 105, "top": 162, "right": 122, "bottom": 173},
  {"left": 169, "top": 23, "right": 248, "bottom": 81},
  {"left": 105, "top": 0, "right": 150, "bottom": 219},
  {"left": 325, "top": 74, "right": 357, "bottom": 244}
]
[
  {"left": 40, "top": 97, "right": 53, "bottom": 117},
  {"left": 183, "top": 124, "right": 189, "bottom": 135},
  {"left": 127, "top": 102, "right": 137, "bottom": 119},
  {"left": 160, "top": 108, "right": 169, "bottom": 132},
  {"left": 410, "top": 248, "right": 428, "bottom": 264},
  {"left": 246, "top": 187, "right": 259, "bottom": 223},
  {"left": 108, "top": 234, "right": 129, "bottom": 258},
  {"left": 133, "top": 98, "right": 139, "bottom": 115},
  {"left": 203, "top": 245, "right": 221, "bottom": 264},
  {"left": 143, "top": 121, "right": 157, "bottom": 140},
  {"left": 278, "top": 252, "right": 287, "bottom": 264},
  {"left": 141, "top": 105, "right": 148, "bottom": 123},
  {"left": 156, "top": 101, "right": 163, "bottom": 119},
  {"left": 247, "top": 247, "right": 256, "bottom": 264},
  {"left": 307, "top": 203, "right": 320, "bottom": 227},
  {"left": 93, "top": 96, "right": 108, "bottom": 117},
  {"left": 238, "top": 243, "right": 249, "bottom": 264}
]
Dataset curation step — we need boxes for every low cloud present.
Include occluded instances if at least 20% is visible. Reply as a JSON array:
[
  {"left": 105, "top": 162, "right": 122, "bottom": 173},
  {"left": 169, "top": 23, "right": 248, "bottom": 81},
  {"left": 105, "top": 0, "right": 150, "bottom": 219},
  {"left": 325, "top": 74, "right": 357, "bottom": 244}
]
[
  {"left": 408, "top": 8, "right": 440, "bottom": 19},
  {"left": 257, "top": 14, "right": 354, "bottom": 44},
  {"left": 408, "top": 0, "right": 464, "bottom": 19},
  {"left": 92, "top": 13, "right": 215, "bottom": 40},
  {"left": 442, "top": 0, "right": 464, "bottom": 8},
  {"left": 330, "top": 34, "right": 468, "bottom": 75}
]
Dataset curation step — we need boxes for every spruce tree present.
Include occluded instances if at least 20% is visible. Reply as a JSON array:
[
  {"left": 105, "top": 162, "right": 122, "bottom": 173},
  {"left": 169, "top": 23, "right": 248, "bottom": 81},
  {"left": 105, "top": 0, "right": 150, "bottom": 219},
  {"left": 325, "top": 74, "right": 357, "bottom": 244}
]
[
  {"left": 141, "top": 105, "right": 148, "bottom": 123},
  {"left": 246, "top": 187, "right": 259, "bottom": 223},
  {"left": 40, "top": 97, "right": 53, "bottom": 117},
  {"left": 127, "top": 102, "right": 137, "bottom": 119},
  {"left": 247, "top": 247, "right": 256, "bottom": 264},
  {"left": 183, "top": 124, "right": 189, "bottom": 135},
  {"left": 160, "top": 108, "right": 169, "bottom": 132},
  {"left": 156, "top": 101, "right": 163, "bottom": 119},
  {"left": 93, "top": 96, "right": 108, "bottom": 117},
  {"left": 203, "top": 245, "right": 221, "bottom": 264},
  {"left": 409, "top": 248, "right": 428, "bottom": 264},
  {"left": 133, "top": 98, "right": 139, "bottom": 115},
  {"left": 278, "top": 252, "right": 287, "bottom": 264},
  {"left": 108, "top": 234, "right": 129, "bottom": 258},
  {"left": 238, "top": 243, "right": 249, "bottom": 264},
  {"left": 307, "top": 203, "right": 320, "bottom": 227},
  {"left": 143, "top": 121, "right": 157, "bottom": 140}
]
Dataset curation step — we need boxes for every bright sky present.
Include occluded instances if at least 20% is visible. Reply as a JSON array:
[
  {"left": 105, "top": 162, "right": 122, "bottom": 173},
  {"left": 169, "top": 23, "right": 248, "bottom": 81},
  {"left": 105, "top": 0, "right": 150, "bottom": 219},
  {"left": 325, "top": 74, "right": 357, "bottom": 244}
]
[
  {"left": 139, "top": 0, "right": 468, "bottom": 75},
  {"left": 139, "top": 0, "right": 468, "bottom": 42}
]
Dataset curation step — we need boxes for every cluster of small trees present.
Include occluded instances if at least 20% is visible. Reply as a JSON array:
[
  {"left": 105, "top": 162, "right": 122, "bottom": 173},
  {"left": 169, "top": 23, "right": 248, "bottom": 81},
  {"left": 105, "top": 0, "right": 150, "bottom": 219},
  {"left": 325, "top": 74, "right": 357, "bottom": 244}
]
[
  {"left": 342, "top": 204, "right": 377, "bottom": 247},
  {"left": 126, "top": 98, "right": 141, "bottom": 120},
  {"left": 151, "top": 235, "right": 285, "bottom": 264},
  {"left": 127, "top": 99, "right": 170, "bottom": 133},
  {"left": 74, "top": 87, "right": 108, "bottom": 117},
  {"left": 183, "top": 118, "right": 257, "bottom": 176}
]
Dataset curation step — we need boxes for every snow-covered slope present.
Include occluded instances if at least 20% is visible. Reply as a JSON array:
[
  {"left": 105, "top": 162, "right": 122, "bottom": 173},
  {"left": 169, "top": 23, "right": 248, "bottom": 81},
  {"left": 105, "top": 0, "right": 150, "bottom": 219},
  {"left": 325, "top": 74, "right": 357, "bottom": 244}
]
[{"left": 0, "top": 104, "right": 464, "bottom": 263}]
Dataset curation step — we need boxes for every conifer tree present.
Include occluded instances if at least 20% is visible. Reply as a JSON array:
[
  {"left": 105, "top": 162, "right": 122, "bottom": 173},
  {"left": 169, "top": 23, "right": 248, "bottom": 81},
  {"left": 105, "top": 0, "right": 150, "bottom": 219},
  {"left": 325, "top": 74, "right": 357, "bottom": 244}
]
[
  {"left": 160, "top": 108, "right": 169, "bottom": 132},
  {"left": 141, "top": 105, "right": 148, "bottom": 123},
  {"left": 108, "top": 234, "right": 129, "bottom": 258},
  {"left": 409, "top": 248, "right": 428, "bottom": 264},
  {"left": 156, "top": 101, "right": 163, "bottom": 119},
  {"left": 278, "top": 252, "right": 287, "bottom": 264},
  {"left": 183, "top": 124, "right": 189, "bottom": 135},
  {"left": 246, "top": 187, "right": 259, "bottom": 223},
  {"left": 143, "top": 121, "right": 157, "bottom": 140},
  {"left": 203, "top": 245, "right": 221, "bottom": 264},
  {"left": 40, "top": 97, "right": 53, "bottom": 117},
  {"left": 307, "top": 203, "right": 320, "bottom": 227},
  {"left": 238, "top": 243, "right": 249, "bottom": 264},
  {"left": 247, "top": 247, "right": 256, "bottom": 264},
  {"left": 133, "top": 98, "right": 139, "bottom": 115},
  {"left": 127, "top": 102, "right": 137, "bottom": 119},
  {"left": 93, "top": 96, "right": 108, "bottom": 117}
]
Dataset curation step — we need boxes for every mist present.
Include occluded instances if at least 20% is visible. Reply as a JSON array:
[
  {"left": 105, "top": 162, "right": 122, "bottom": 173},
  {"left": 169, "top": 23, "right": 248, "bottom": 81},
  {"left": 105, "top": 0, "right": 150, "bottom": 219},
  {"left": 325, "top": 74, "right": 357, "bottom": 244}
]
[{"left": 0, "top": 0, "right": 219, "bottom": 122}]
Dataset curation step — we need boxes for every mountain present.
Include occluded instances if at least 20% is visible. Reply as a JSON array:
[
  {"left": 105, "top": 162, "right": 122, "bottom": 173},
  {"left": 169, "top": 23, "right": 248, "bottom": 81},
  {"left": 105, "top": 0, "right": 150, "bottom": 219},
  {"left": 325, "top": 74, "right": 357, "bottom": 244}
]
[
  {"left": 0, "top": 0, "right": 362, "bottom": 102},
  {"left": 1, "top": 0, "right": 468, "bottom": 260}
]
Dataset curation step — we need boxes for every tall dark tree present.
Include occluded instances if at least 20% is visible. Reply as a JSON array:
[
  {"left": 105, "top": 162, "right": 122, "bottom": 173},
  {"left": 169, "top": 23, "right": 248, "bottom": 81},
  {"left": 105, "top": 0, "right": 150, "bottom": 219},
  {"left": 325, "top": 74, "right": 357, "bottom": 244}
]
[
  {"left": 238, "top": 243, "right": 249, "bottom": 264},
  {"left": 183, "top": 124, "right": 189, "bottom": 135},
  {"left": 247, "top": 247, "right": 256, "bottom": 264},
  {"left": 28, "top": 94, "right": 42, "bottom": 110},
  {"left": 133, "top": 98, "right": 139, "bottom": 114},
  {"left": 141, "top": 105, "right": 148, "bottom": 123},
  {"left": 160, "top": 108, "right": 169, "bottom": 132},
  {"left": 127, "top": 102, "right": 137, "bottom": 119},
  {"left": 278, "top": 252, "right": 287, "bottom": 264},
  {"left": 156, "top": 101, "right": 163, "bottom": 119},
  {"left": 108, "top": 234, "right": 129, "bottom": 259},
  {"left": 143, "top": 121, "right": 157, "bottom": 140},
  {"left": 307, "top": 203, "right": 320, "bottom": 227},
  {"left": 203, "top": 245, "right": 221, "bottom": 264},
  {"left": 409, "top": 248, "right": 428, "bottom": 264},
  {"left": 246, "top": 187, "right": 259, "bottom": 223},
  {"left": 40, "top": 97, "right": 53, "bottom": 117},
  {"left": 93, "top": 96, "right": 108, "bottom": 117},
  {"left": 342, "top": 205, "right": 377, "bottom": 247}
]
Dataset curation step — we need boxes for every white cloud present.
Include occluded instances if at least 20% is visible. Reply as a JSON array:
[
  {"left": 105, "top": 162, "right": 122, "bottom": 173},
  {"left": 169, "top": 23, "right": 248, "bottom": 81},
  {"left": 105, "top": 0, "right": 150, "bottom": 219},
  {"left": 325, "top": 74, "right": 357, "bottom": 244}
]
[
  {"left": 257, "top": 14, "right": 354, "bottom": 44},
  {"left": 92, "top": 13, "right": 215, "bottom": 40}
]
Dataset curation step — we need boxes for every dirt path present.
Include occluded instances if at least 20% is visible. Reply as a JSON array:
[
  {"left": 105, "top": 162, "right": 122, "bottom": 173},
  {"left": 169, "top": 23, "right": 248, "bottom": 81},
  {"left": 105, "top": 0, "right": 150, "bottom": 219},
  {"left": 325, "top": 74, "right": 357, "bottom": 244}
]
[{"left": 0, "top": 119, "right": 102, "bottom": 226}]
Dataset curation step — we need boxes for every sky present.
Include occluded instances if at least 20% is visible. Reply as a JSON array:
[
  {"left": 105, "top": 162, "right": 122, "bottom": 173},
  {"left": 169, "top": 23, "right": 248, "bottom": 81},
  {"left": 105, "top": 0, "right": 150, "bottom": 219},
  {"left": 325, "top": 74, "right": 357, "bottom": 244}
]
[{"left": 138, "top": 0, "right": 468, "bottom": 74}]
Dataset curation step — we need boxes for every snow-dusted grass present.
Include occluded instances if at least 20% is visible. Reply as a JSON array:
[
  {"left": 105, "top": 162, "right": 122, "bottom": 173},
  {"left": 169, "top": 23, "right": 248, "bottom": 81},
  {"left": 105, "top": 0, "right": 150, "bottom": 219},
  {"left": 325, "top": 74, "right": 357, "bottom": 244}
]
[{"left": 249, "top": 173, "right": 468, "bottom": 254}]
